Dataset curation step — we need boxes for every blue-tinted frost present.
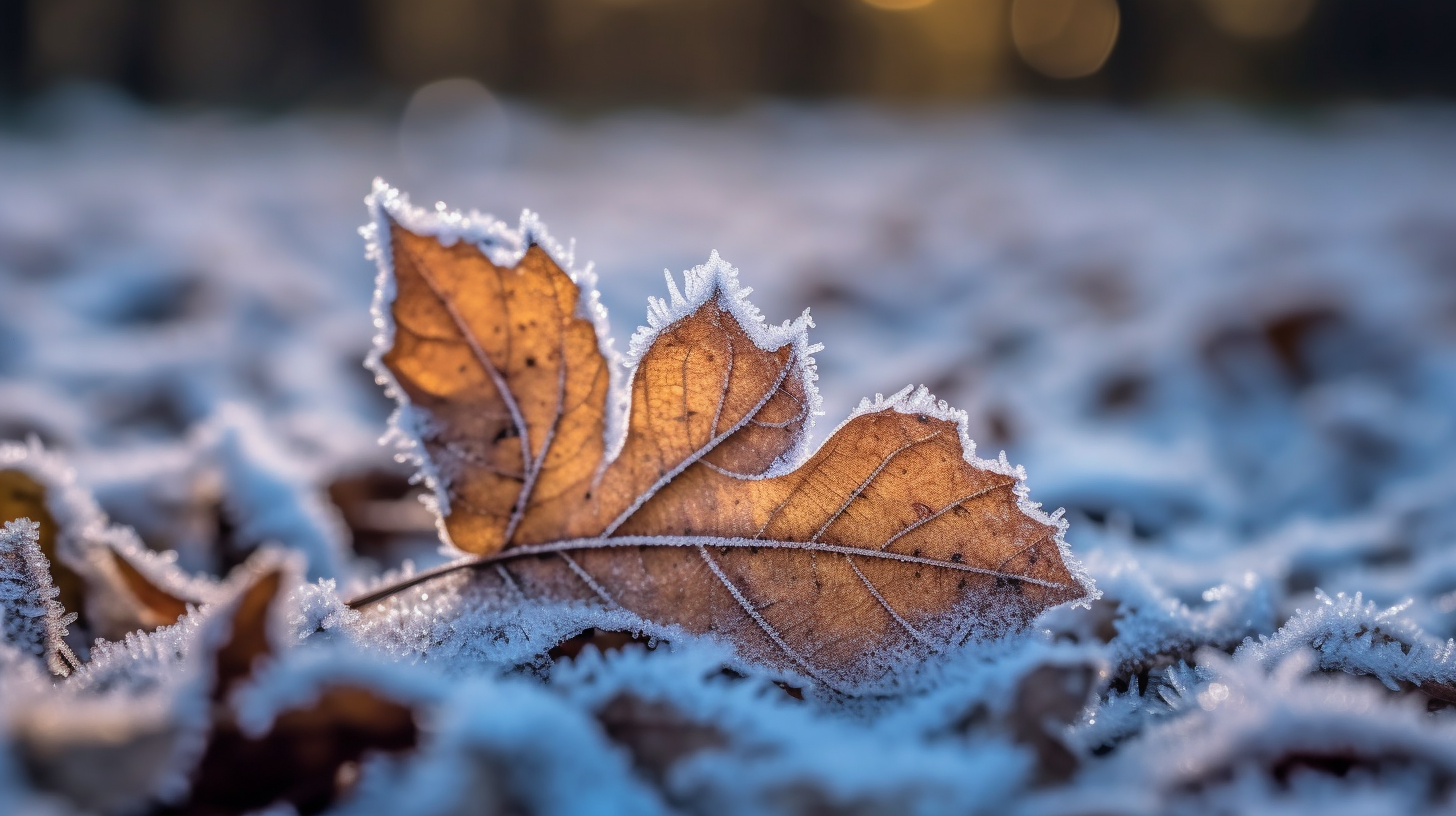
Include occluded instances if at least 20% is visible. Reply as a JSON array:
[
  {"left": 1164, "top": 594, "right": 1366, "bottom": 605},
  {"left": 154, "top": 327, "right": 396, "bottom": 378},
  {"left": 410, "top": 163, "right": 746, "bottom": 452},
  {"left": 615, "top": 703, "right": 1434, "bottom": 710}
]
[{"left": 4, "top": 101, "right": 1456, "bottom": 814}]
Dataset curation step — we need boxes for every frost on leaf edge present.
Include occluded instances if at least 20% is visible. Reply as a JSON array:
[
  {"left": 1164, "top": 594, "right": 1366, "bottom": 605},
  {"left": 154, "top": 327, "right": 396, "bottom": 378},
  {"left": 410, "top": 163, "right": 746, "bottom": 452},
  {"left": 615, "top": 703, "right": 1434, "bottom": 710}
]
[
  {"left": 361, "top": 182, "right": 829, "bottom": 532},
  {"left": 361, "top": 182, "right": 1097, "bottom": 613},
  {"left": 0, "top": 518, "right": 80, "bottom": 675},
  {"left": 625, "top": 250, "right": 825, "bottom": 480},
  {"left": 839, "top": 385, "right": 1098, "bottom": 608},
  {"left": 363, "top": 180, "right": 624, "bottom": 548}
]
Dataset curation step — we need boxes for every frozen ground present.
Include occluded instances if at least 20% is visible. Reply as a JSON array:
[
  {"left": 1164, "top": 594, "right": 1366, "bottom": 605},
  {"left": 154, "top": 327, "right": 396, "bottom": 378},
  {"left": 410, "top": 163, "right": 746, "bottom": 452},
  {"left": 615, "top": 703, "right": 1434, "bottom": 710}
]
[{"left": 3, "top": 90, "right": 1456, "bottom": 814}]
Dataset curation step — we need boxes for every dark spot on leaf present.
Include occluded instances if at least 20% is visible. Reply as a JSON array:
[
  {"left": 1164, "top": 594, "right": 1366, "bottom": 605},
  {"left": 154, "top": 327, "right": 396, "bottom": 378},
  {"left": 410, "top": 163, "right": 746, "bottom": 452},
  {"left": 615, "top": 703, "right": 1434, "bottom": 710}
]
[
  {"left": 492, "top": 426, "right": 519, "bottom": 444},
  {"left": 525, "top": 357, "right": 536, "bottom": 367},
  {"left": 912, "top": 502, "right": 932, "bottom": 519},
  {"left": 951, "top": 553, "right": 963, "bottom": 563},
  {"left": 995, "top": 576, "right": 1025, "bottom": 594}
]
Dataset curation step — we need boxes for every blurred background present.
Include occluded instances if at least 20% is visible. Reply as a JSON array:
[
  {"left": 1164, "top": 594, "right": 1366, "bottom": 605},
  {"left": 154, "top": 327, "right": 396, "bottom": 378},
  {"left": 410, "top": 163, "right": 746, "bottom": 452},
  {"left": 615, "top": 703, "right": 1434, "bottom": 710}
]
[
  {"left": 2, "top": 0, "right": 1456, "bottom": 632},
  {"left": 5, "top": 0, "right": 1456, "bottom": 108}
]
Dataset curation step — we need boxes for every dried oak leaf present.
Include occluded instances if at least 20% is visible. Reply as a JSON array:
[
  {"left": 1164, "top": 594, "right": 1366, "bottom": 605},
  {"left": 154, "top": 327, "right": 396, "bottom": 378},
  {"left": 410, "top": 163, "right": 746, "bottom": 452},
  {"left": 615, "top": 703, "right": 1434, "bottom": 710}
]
[{"left": 355, "top": 183, "right": 1094, "bottom": 692}]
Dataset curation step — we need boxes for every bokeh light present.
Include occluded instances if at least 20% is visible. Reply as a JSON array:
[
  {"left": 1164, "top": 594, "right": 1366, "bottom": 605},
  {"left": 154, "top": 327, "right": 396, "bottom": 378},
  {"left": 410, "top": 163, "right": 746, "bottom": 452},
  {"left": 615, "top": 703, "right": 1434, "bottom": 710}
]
[
  {"left": 1199, "top": 0, "right": 1317, "bottom": 40},
  {"left": 1011, "top": 0, "right": 1120, "bottom": 80},
  {"left": 398, "top": 78, "right": 510, "bottom": 187},
  {"left": 861, "top": 0, "right": 939, "bottom": 11}
]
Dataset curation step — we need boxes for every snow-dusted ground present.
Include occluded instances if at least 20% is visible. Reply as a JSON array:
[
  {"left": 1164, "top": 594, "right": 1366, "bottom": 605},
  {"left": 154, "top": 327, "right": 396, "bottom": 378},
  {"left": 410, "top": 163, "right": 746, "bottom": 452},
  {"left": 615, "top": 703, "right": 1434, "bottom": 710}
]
[{"left": 4, "top": 90, "right": 1456, "bottom": 814}]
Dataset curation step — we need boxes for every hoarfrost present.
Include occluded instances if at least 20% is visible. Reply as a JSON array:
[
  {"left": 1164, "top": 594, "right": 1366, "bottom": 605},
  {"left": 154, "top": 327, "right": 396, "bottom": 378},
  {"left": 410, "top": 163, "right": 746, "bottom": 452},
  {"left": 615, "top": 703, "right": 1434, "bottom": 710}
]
[
  {"left": 0, "top": 519, "right": 79, "bottom": 676},
  {"left": 4, "top": 98, "right": 1456, "bottom": 813}
]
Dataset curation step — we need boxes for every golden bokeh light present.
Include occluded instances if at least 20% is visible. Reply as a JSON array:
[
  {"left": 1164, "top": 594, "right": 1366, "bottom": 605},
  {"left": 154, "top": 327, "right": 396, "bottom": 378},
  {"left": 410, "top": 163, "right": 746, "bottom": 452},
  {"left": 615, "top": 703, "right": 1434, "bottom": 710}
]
[
  {"left": 1011, "top": 0, "right": 1120, "bottom": 80},
  {"left": 1199, "top": 0, "right": 1316, "bottom": 40},
  {"left": 862, "top": 0, "right": 939, "bottom": 11}
]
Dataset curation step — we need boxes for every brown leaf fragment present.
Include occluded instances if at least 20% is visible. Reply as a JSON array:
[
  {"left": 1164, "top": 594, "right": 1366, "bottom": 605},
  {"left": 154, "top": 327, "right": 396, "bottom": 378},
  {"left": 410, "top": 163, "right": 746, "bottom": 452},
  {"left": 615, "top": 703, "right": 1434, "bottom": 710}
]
[
  {"left": 358, "top": 187, "right": 1094, "bottom": 692},
  {"left": 1008, "top": 663, "right": 1098, "bottom": 784},
  {"left": 1, "top": 447, "right": 219, "bottom": 650},
  {"left": 107, "top": 547, "right": 193, "bottom": 630},
  {"left": 176, "top": 684, "right": 419, "bottom": 816},
  {"left": 165, "top": 557, "right": 422, "bottom": 816},
  {"left": 548, "top": 627, "right": 657, "bottom": 661},
  {"left": 327, "top": 467, "right": 437, "bottom": 568},
  {"left": 212, "top": 565, "right": 283, "bottom": 701},
  {"left": 942, "top": 659, "right": 1098, "bottom": 784}
]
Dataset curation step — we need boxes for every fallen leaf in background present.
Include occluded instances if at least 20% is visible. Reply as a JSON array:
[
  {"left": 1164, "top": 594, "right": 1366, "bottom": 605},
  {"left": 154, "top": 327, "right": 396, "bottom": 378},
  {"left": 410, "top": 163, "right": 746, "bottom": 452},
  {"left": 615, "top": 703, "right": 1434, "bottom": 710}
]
[
  {"left": 0, "top": 518, "right": 80, "bottom": 675},
  {"left": 176, "top": 557, "right": 420, "bottom": 816},
  {"left": 106, "top": 547, "right": 193, "bottom": 631},
  {"left": 354, "top": 183, "right": 1094, "bottom": 692},
  {"left": 0, "top": 466, "right": 87, "bottom": 639},
  {"left": 1, "top": 440, "right": 216, "bottom": 651}
]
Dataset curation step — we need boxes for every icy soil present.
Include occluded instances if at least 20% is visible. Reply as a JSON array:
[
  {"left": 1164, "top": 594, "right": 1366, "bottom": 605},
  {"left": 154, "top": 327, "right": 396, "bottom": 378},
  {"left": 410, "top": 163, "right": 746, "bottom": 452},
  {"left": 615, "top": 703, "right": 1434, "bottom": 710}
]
[{"left": 3, "top": 90, "right": 1456, "bottom": 814}]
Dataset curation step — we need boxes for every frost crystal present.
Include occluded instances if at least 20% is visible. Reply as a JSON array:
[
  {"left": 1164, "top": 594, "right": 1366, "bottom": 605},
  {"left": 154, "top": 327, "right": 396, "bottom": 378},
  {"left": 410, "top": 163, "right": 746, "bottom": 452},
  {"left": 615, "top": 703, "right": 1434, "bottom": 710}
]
[{"left": 0, "top": 519, "right": 80, "bottom": 676}]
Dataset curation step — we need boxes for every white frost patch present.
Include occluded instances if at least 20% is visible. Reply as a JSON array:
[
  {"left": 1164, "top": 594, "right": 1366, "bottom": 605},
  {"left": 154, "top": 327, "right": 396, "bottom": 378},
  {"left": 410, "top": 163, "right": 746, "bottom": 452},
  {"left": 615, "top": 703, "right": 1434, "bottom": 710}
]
[
  {"left": 1240, "top": 590, "right": 1456, "bottom": 691},
  {"left": 6, "top": 101, "right": 1456, "bottom": 814}
]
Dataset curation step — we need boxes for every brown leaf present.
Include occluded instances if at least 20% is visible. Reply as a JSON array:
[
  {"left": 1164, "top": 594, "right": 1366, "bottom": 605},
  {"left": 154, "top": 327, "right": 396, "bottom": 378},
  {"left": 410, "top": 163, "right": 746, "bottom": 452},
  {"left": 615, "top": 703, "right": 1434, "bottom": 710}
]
[
  {"left": 1, "top": 447, "right": 215, "bottom": 648},
  {"left": 106, "top": 547, "right": 193, "bottom": 631},
  {"left": 172, "top": 559, "right": 421, "bottom": 816},
  {"left": 211, "top": 564, "right": 284, "bottom": 701},
  {"left": 357, "top": 187, "right": 1093, "bottom": 691},
  {"left": 180, "top": 684, "right": 419, "bottom": 816}
]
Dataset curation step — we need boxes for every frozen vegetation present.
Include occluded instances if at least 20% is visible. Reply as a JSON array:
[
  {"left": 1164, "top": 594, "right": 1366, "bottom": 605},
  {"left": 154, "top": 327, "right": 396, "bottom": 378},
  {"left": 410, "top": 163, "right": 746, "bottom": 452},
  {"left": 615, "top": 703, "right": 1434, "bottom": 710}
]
[{"left": 3, "top": 89, "right": 1456, "bottom": 813}]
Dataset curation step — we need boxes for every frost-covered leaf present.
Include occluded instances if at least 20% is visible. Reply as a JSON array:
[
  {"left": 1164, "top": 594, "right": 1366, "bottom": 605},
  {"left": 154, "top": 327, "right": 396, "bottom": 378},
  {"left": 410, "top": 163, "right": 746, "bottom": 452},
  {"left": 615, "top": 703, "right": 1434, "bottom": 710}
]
[
  {"left": 0, "top": 465, "right": 86, "bottom": 635},
  {"left": 105, "top": 547, "right": 193, "bottom": 631},
  {"left": 210, "top": 563, "right": 285, "bottom": 702},
  {"left": 354, "top": 183, "right": 1094, "bottom": 692},
  {"left": 185, "top": 684, "right": 418, "bottom": 816},
  {"left": 1, "top": 440, "right": 218, "bottom": 648},
  {"left": 176, "top": 556, "right": 422, "bottom": 816},
  {"left": 0, "top": 518, "right": 79, "bottom": 676}
]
